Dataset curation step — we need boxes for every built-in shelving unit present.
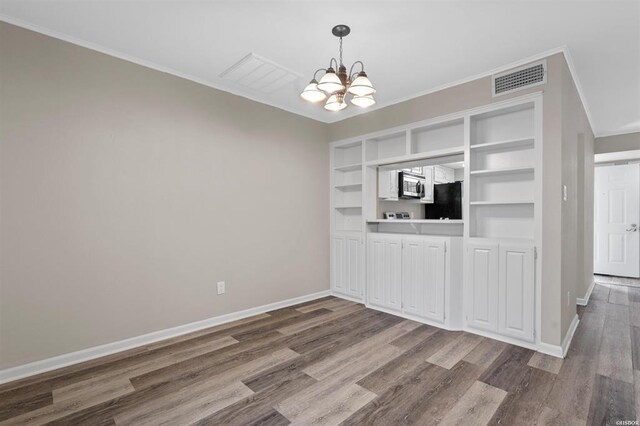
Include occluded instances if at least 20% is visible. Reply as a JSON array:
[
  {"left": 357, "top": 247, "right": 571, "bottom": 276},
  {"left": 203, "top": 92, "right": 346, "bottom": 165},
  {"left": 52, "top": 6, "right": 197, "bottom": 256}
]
[
  {"left": 332, "top": 140, "right": 364, "bottom": 234},
  {"left": 468, "top": 102, "right": 537, "bottom": 241},
  {"left": 330, "top": 92, "right": 542, "bottom": 349}
]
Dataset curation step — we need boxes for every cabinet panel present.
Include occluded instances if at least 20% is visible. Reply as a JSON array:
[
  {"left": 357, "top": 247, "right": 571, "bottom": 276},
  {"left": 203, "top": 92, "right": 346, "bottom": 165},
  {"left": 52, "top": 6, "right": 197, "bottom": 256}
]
[
  {"left": 385, "top": 238, "right": 403, "bottom": 311},
  {"left": 367, "top": 235, "right": 402, "bottom": 311},
  {"left": 423, "top": 240, "right": 446, "bottom": 322},
  {"left": 421, "top": 167, "right": 434, "bottom": 204},
  {"left": 402, "top": 239, "right": 424, "bottom": 316},
  {"left": 345, "top": 236, "right": 364, "bottom": 298},
  {"left": 331, "top": 235, "right": 346, "bottom": 294},
  {"left": 465, "top": 243, "right": 499, "bottom": 332},
  {"left": 332, "top": 234, "right": 363, "bottom": 300},
  {"left": 367, "top": 236, "right": 386, "bottom": 308},
  {"left": 499, "top": 244, "right": 535, "bottom": 341},
  {"left": 402, "top": 238, "right": 446, "bottom": 322}
]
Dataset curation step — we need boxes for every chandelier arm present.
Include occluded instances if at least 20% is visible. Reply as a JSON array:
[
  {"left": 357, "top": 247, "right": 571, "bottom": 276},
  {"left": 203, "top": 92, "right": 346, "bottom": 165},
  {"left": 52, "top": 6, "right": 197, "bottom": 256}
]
[
  {"left": 348, "top": 61, "right": 365, "bottom": 79},
  {"left": 313, "top": 68, "right": 327, "bottom": 81},
  {"left": 329, "top": 58, "right": 338, "bottom": 70}
]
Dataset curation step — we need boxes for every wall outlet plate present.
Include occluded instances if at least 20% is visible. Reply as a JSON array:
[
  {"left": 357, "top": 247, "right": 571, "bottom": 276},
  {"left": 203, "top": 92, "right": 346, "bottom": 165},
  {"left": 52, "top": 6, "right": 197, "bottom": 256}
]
[{"left": 217, "top": 281, "right": 225, "bottom": 295}]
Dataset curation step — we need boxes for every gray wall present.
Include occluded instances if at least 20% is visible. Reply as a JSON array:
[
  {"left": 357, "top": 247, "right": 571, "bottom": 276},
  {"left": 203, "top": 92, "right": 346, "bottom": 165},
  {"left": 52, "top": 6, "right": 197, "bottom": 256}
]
[
  {"left": 595, "top": 132, "right": 640, "bottom": 154},
  {"left": 0, "top": 22, "right": 329, "bottom": 369},
  {"left": 560, "top": 56, "right": 595, "bottom": 338}
]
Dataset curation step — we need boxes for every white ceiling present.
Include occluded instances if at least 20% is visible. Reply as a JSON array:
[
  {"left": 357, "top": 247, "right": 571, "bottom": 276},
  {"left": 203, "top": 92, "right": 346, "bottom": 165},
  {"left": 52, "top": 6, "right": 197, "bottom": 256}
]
[{"left": 1, "top": 1, "right": 638, "bottom": 136}]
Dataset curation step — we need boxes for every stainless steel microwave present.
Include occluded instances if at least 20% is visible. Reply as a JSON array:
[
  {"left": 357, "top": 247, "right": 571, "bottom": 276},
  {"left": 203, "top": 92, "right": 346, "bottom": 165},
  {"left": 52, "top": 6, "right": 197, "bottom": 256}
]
[{"left": 398, "top": 171, "right": 424, "bottom": 199}]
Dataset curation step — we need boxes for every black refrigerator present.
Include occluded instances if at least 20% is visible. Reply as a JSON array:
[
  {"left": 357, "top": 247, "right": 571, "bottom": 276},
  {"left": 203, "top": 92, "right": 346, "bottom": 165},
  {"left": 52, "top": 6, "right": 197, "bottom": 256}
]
[{"left": 424, "top": 181, "right": 463, "bottom": 220}]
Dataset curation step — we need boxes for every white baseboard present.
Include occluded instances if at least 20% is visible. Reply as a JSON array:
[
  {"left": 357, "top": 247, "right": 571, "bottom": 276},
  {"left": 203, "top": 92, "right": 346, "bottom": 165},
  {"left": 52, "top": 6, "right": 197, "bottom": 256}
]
[
  {"left": 332, "top": 292, "right": 580, "bottom": 360},
  {"left": 538, "top": 314, "right": 580, "bottom": 358},
  {"left": 330, "top": 291, "right": 364, "bottom": 304},
  {"left": 0, "top": 289, "right": 331, "bottom": 385},
  {"left": 577, "top": 280, "right": 595, "bottom": 306}
]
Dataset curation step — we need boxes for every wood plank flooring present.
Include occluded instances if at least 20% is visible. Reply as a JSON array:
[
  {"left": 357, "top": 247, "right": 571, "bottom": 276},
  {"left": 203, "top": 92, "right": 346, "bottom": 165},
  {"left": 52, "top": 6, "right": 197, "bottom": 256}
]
[{"left": 1, "top": 285, "right": 638, "bottom": 425}]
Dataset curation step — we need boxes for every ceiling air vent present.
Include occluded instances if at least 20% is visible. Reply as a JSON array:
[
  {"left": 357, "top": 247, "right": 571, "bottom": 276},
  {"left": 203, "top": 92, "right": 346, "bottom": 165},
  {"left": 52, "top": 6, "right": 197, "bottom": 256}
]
[
  {"left": 219, "top": 53, "right": 302, "bottom": 94},
  {"left": 492, "top": 60, "right": 546, "bottom": 97}
]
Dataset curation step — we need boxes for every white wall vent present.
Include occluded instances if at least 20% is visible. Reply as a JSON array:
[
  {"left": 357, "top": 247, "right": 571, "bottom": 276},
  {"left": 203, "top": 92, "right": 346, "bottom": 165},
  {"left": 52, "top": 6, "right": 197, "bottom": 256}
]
[
  {"left": 219, "top": 53, "right": 302, "bottom": 94},
  {"left": 492, "top": 60, "right": 547, "bottom": 97}
]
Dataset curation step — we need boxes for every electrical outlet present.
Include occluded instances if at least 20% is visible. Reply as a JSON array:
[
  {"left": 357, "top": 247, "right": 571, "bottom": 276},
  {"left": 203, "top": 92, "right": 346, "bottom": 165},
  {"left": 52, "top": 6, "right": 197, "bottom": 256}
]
[
  {"left": 563, "top": 185, "right": 568, "bottom": 201},
  {"left": 217, "top": 281, "right": 225, "bottom": 295}
]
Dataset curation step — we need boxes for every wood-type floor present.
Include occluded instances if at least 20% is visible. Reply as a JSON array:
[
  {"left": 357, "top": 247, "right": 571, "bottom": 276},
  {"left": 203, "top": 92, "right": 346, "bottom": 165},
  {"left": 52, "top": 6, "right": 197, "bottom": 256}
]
[{"left": 0, "top": 284, "right": 637, "bottom": 425}]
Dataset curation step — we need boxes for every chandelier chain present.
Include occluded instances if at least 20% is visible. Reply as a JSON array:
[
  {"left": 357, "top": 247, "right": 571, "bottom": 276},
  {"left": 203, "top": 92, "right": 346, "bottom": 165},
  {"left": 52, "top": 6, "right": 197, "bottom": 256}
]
[{"left": 339, "top": 37, "right": 343, "bottom": 66}]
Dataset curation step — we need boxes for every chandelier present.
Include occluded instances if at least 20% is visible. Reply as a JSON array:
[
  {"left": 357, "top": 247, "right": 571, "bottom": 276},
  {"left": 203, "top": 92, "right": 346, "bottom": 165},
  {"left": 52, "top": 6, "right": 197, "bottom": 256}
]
[{"left": 300, "top": 25, "right": 376, "bottom": 111}]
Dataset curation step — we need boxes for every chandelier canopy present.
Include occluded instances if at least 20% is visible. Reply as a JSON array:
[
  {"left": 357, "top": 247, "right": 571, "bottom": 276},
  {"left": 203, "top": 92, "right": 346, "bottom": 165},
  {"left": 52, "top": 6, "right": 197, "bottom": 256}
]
[{"left": 300, "top": 25, "right": 376, "bottom": 111}]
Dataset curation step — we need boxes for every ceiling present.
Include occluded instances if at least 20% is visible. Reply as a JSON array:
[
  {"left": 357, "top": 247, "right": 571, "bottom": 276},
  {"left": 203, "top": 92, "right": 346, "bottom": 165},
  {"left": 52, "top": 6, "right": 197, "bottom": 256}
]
[{"left": 0, "top": 1, "right": 638, "bottom": 137}]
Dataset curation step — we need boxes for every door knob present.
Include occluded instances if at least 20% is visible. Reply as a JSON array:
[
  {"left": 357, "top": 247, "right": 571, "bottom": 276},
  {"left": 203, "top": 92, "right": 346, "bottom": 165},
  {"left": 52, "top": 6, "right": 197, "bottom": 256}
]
[{"left": 627, "top": 224, "right": 638, "bottom": 232}]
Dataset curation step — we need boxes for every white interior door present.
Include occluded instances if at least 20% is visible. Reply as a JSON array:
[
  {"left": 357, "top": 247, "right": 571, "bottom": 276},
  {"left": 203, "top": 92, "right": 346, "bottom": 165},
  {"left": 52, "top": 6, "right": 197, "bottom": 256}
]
[{"left": 595, "top": 164, "right": 640, "bottom": 278}]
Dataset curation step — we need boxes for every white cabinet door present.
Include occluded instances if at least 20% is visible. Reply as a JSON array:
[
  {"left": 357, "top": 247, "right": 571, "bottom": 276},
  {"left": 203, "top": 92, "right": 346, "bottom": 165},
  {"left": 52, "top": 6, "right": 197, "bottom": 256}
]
[
  {"left": 368, "top": 235, "right": 402, "bottom": 311},
  {"left": 465, "top": 242, "right": 499, "bottom": 332},
  {"left": 384, "top": 237, "right": 403, "bottom": 311},
  {"left": 423, "top": 239, "right": 446, "bottom": 322},
  {"left": 434, "top": 165, "right": 455, "bottom": 183},
  {"left": 367, "top": 235, "right": 386, "bottom": 308},
  {"left": 402, "top": 239, "right": 424, "bottom": 316},
  {"left": 421, "top": 167, "right": 434, "bottom": 204},
  {"left": 498, "top": 244, "right": 535, "bottom": 342},
  {"left": 331, "top": 235, "right": 346, "bottom": 295},
  {"left": 402, "top": 238, "right": 446, "bottom": 322},
  {"left": 378, "top": 170, "right": 398, "bottom": 201},
  {"left": 345, "top": 235, "right": 364, "bottom": 299}
]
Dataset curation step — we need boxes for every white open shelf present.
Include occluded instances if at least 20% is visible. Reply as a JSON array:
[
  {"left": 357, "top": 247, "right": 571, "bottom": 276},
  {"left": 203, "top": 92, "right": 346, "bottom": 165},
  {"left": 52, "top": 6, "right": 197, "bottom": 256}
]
[
  {"left": 469, "top": 200, "right": 534, "bottom": 205},
  {"left": 365, "top": 132, "right": 407, "bottom": 162},
  {"left": 335, "top": 207, "right": 362, "bottom": 232},
  {"left": 334, "top": 183, "right": 362, "bottom": 190},
  {"left": 469, "top": 203, "right": 534, "bottom": 240},
  {"left": 470, "top": 137, "right": 534, "bottom": 151},
  {"left": 468, "top": 101, "right": 537, "bottom": 241},
  {"left": 410, "top": 119, "right": 464, "bottom": 155},
  {"left": 367, "top": 219, "right": 464, "bottom": 224},
  {"left": 470, "top": 166, "right": 534, "bottom": 176},
  {"left": 333, "top": 141, "right": 362, "bottom": 168},
  {"left": 334, "top": 163, "right": 362, "bottom": 172}
]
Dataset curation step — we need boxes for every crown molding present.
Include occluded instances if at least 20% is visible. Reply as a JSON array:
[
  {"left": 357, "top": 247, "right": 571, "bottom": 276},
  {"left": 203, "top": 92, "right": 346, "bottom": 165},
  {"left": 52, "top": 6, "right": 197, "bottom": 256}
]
[
  {"left": 595, "top": 128, "right": 640, "bottom": 139},
  {"left": 325, "top": 46, "right": 568, "bottom": 123},
  {"left": 0, "top": 15, "right": 619, "bottom": 137},
  {"left": 0, "top": 14, "right": 325, "bottom": 124}
]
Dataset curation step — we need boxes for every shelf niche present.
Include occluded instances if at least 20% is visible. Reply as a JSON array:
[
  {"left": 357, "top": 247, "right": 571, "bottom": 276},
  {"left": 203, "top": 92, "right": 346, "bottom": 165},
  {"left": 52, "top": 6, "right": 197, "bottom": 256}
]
[
  {"left": 410, "top": 119, "right": 464, "bottom": 155},
  {"left": 335, "top": 207, "right": 362, "bottom": 233},
  {"left": 469, "top": 203, "right": 534, "bottom": 240},
  {"left": 365, "top": 132, "right": 407, "bottom": 162},
  {"left": 334, "top": 141, "right": 362, "bottom": 169}
]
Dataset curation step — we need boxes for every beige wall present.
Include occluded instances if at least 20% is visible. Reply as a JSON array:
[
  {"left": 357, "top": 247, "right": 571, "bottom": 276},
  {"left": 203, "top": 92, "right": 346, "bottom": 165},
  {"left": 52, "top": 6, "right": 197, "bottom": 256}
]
[
  {"left": 0, "top": 22, "right": 329, "bottom": 369},
  {"left": 0, "top": 20, "right": 598, "bottom": 368},
  {"left": 595, "top": 132, "right": 640, "bottom": 154},
  {"left": 559, "top": 55, "right": 595, "bottom": 339},
  {"left": 328, "top": 53, "right": 591, "bottom": 347}
]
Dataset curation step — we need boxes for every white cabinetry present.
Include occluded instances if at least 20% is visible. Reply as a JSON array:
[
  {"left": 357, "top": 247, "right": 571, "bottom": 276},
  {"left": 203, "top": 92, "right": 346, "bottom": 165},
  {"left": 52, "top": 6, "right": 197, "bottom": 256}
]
[
  {"left": 368, "top": 234, "right": 461, "bottom": 326},
  {"left": 498, "top": 244, "right": 535, "bottom": 341},
  {"left": 434, "top": 165, "right": 455, "bottom": 183},
  {"left": 378, "top": 170, "right": 398, "bottom": 200},
  {"left": 465, "top": 242, "right": 499, "bottom": 332},
  {"left": 402, "top": 237, "right": 446, "bottom": 322},
  {"left": 465, "top": 241, "right": 535, "bottom": 342},
  {"left": 331, "top": 234, "right": 364, "bottom": 299},
  {"left": 367, "top": 234, "right": 402, "bottom": 311}
]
